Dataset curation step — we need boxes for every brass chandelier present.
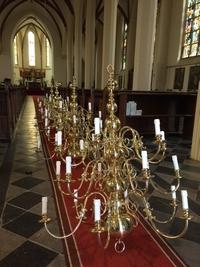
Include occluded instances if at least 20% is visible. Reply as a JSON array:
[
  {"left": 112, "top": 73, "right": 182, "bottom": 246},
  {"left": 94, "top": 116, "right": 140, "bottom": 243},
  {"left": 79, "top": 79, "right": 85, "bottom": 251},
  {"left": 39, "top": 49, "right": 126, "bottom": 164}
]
[
  {"left": 38, "top": 78, "right": 93, "bottom": 166},
  {"left": 40, "top": 65, "right": 191, "bottom": 253}
]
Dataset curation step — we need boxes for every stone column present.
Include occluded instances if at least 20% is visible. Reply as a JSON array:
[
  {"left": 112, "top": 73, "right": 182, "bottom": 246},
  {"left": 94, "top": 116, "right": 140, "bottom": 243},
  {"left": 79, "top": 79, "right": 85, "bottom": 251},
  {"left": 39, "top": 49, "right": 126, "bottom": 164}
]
[
  {"left": 74, "top": 0, "right": 83, "bottom": 87},
  {"left": 115, "top": 11, "right": 124, "bottom": 79},
  {"left": 85, "top": 0, "right": 96, "bottom": 89},
  {"left": 101, "top": 0, "right": 119, "bottom": 89},
  {"left": 125, "top": 0, "right": 137, "bottom": 89},
  {"left": 95, "top": 22, "right": 103, "bottom": 89},
  {"left": 133, "top": 0, "right": 158, "bottom": 90},
  {"left": 66, "top": 18, "right": 74, "bottom": 84}
]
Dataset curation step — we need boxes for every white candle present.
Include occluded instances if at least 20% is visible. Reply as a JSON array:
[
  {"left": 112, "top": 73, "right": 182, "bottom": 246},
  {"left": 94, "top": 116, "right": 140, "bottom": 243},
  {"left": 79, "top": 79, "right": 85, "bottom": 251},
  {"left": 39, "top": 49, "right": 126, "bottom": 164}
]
[
  {"left": 94, "top": 118, "right": 100, "bottom": 135},
  {"left": 66, "top": 156, "right": 72, "bottom": 174},
  {"left": 67, "top": 96, "right": 69, "bottom": 102},
  {"left": 124, "top": 189, "right": 128, "bottom": 199},
  {"left": 99, "top": 111, "right": 102, "bottom": 118},
  {"left": 154, "top": 119, "right": 160, "bottom": 136},
  {"left": 181, "top": 190, "right": 189, "bottom": 210},
  {"left": 171, "top": 185, "right": 176, "bottom": 199},
  {"left": 73, "top": 115, "right": 76, "bottom": 123},
  {"left": 74, "top": 189, "right": 78, "bottom": 202},
  {"left": 141, "top": 150, "right": 149, "bottom": 169},
  {"left": 88, "top": 102, "right": 91, "bottom": 111},
  {"left": 45, "top": 108, "right": 48, "bottom": 117},
  {"left": 79, "top": 139, "right": 84, "bottom": 150},
  {"left": 37, "top": 135, "right": 41, "bottom": 149},
  {"left": 42, "top": 196, "right": 48, "bottom": 214},
  {"left": 56, "top": 161, "right": 61, "bottom": 175},
  {"left": 160, "top": 130, "right": 165, "bottom": 141},
  {"left": 98, "top": 162, "right": 101, "bottom": 172},
  {"left": 94, "top": 199, "right": 101, "bottom": 221},
  {"left": 45, "top": 118, "right": 48, "bottom": 127},
  {"left": 92, "top": 134, "right": 95, "bottom": 141},
  {"left": 172, "top": 155, "right": 179, "bottom": 170},
  {"left": 57, "top": 131, "right": 62, "bottom": 146},
  {"left": 59, "top": 100, "right": 63, "bottom": 109}
]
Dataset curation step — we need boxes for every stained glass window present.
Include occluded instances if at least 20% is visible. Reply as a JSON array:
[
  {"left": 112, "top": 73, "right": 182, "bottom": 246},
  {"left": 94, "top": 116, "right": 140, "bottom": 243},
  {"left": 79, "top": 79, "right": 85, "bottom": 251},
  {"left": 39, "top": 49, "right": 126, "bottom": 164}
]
[
  {"left": 46, "top": 37, "right": 50, "bottom": 67},
  {"left": 28, "top": 31, "right": 35, "bottom": 66},
  {"left": 14, "top": 36, "right": 18, "bottom": 65},
  {"left": 122, "top": 22, "right": 128, "bottom": 70},
  {"left": 182, "top": 0, "right": 200, "bottom": 58}
]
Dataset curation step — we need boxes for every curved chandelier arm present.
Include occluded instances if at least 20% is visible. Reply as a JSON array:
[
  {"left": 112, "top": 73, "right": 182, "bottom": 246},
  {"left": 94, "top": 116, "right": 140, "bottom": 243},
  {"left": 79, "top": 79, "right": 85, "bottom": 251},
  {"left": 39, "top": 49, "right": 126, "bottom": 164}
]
[
  {"left": 148, "top": 142, "right": 166, "bottom": 164},
  {"left": 142, "top": 198, "right": 191, "bottom": 238},
  {"left": 151, "top": 204, "right": 178, "bottom": 224},
  {"left": 150, "top": 178, "right": 180, "bottom": 195},
  {"left": 119, "top": 126, "right": 144, "bottom": 158},
  {"left": 44, "top": 214, "right": 84, "bottom": 239},
  {"left": 97, "top": 230, "right": 111, "bottom": 249},
  {"left": 56, "top": 171, "right": 94, "bottom": 198},
  {"left": 149, "top": 217, "right": 189, "bottom": 239},
  {"left": 71, "top": 157, "right": 87, "bottom": 168}
]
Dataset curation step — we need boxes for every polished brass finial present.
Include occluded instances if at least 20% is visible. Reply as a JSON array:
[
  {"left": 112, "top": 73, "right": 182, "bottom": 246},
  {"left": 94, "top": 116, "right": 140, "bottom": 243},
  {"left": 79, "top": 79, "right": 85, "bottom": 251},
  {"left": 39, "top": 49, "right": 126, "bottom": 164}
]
[{"left": 107, "top": 64, "right": 114, "bottom": 78}]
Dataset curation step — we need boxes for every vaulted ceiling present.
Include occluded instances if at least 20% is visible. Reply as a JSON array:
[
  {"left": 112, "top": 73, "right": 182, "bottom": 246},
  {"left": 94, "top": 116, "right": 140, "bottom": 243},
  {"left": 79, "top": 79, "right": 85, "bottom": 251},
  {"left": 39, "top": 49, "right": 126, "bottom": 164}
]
[{"left": 0, "top": 0, "right": 130, "bottom": 47}]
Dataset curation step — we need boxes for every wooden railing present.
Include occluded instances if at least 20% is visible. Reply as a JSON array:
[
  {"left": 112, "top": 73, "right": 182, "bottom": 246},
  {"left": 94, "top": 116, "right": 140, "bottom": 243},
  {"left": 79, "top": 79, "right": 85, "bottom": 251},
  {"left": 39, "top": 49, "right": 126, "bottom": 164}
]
[
  {"left": 0, "top": 85, "right": 26, "bottom": 142},
  {"left": 44, "top": 87, "right": 197, "bottom": 139}
]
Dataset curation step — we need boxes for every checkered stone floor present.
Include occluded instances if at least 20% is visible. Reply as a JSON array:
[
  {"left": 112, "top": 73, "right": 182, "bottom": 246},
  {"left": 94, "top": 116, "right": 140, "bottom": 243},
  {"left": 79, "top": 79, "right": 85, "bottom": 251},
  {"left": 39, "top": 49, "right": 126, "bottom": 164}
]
[{"left": 0, "top": 97, "right": 65, "bottom": 267}]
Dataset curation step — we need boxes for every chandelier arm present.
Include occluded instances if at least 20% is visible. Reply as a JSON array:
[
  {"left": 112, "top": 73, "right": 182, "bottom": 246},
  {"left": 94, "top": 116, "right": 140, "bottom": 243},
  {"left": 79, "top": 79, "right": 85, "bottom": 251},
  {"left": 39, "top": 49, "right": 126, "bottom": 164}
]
[
  {"left": 68, "top": 177, "right": 95, "bottom": 201},
  {"left": 127, "top": 173, "right": 138, "bottom": 192},
  {"left": 55, "top": 161, "right": 95, "bottom": 197},
  {"left": 148, "top": 217, "right": 189, "bottom": 239},
  {"left": 119, "top": 127, "right": 144, "bottom": 158},
  {"left": 148, "top": 145, "right": 166, "bottom": 164},
  {"left": 141, "top": 197, "right": 191, "bottom": 238},
  {"left": 97, "top": 230, "right": 111, "bottom": 249},
  {"left": 59, "top": 175, "right": 94, "bottom": 198},
  {"left": 150, "top": 178, "right": 180, "bottom": 195},
  {"left": 151, "top": 204, "right": 178, "bottom": 224},
  {"left": 71, "top": 157, "right": 86, "bottom": 167},
  {"left": 125, "top": 203, "right": 139, "bottom": 227},
  {"left": 44, "top": 214, "right": 84, "bottom": 239}
]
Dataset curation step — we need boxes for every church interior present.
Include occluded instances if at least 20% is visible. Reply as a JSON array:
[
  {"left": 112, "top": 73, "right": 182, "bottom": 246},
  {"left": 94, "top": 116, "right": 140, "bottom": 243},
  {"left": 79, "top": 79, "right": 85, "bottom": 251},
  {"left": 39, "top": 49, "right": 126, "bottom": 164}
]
[{"left": 0, "top": 0, "right": 200, "bottom": 266}]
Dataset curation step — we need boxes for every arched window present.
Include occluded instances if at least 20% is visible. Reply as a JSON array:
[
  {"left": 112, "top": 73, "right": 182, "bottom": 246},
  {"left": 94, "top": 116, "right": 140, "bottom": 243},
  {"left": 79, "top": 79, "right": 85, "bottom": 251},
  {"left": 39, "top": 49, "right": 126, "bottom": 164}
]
[
  {"left": 28, "top": 31, "right": 35, "bottom": 66},
  {"left": 14, "top": 36, "right": 18, "bottom": 65},
  {"left": 122, "top": 22, "right": 128, "bottom": 70},
  {"left": 182, "top": 0, "right": 200, "bottom": 58},
  {"left": 46, "top": 37, "right": 50, "bottom": 67}
]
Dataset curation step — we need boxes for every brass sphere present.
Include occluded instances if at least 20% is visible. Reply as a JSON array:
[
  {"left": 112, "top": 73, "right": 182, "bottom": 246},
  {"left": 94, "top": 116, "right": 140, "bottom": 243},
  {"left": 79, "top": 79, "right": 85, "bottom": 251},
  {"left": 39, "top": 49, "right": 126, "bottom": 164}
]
[
  {"left": 105, "top": 116, "right": 121, "bottom": 130},
  {"left": 106, "top": 102, "right": 117, "bottom": 113},
  {"left": 106, "top": 213, "right": 134, "bottom": 236}
]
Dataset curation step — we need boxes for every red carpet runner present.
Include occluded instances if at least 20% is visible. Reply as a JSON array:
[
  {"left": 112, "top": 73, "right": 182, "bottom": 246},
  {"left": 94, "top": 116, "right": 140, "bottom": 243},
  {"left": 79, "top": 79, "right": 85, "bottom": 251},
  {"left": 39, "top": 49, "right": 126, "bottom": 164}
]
[{"left": 34, "top": 97, "right": 188, "bottom": 267}]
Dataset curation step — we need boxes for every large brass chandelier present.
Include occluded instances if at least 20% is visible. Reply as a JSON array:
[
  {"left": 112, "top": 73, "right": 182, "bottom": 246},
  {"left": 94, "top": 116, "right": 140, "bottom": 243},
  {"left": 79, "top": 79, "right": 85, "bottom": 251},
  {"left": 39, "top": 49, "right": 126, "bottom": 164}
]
[
  {"left": 40, "top": 65, "right": 191, "bottom": 253},
  {"left": 39, "top": 78, "right": 93, "bottom": 166}
]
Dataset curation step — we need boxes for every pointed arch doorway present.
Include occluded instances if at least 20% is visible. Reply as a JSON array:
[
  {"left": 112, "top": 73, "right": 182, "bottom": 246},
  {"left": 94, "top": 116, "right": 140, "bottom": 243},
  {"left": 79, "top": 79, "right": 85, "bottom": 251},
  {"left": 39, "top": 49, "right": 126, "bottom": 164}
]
[{"left": 12, "top": 18, "right": 53, "bottom": 94}]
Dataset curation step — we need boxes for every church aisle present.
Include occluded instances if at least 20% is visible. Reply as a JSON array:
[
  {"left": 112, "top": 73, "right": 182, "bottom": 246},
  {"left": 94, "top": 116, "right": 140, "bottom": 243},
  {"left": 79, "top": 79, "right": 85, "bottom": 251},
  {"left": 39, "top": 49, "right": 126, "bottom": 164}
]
[
  {"left": 0, "top": 96, "right": 200, "bottom": 266},
  {"left": 0, "top": 96, "right": 66, "bottom": 267}
]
